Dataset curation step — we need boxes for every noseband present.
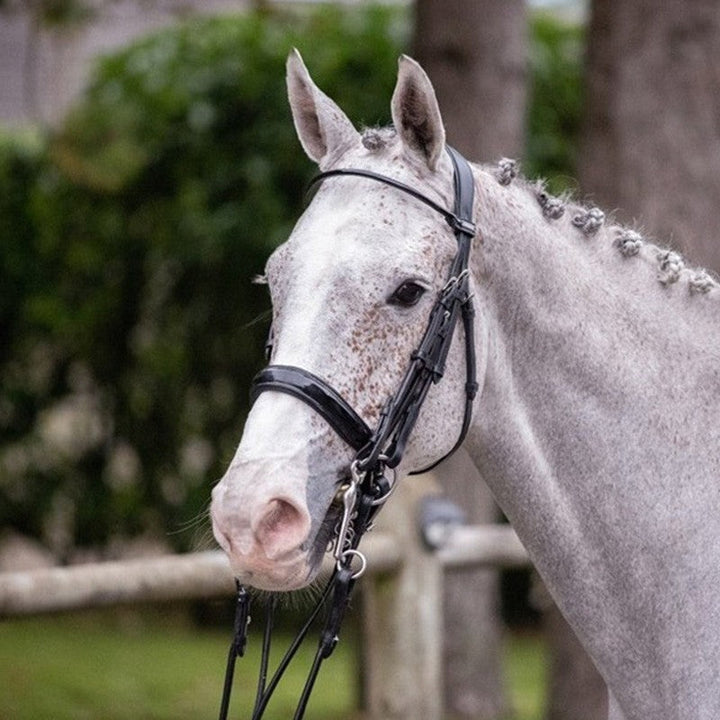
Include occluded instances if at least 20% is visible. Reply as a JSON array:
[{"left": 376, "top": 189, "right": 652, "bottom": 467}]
[
  {"left": 218, "top": 146, "right": 478, "bottom": 720},
  {"left": 251, "top": 145, "right": 478, "bottom": 475}
]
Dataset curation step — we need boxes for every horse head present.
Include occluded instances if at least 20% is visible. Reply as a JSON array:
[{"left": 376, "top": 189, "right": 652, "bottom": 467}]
[{"left": 210, "top": 50, "right": 480, "bottom": 591}]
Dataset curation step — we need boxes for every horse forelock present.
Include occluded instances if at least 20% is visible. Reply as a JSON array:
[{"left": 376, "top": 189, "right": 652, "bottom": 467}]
[{"left": 360, "top": 126, "right": 397, "bottom": 152}]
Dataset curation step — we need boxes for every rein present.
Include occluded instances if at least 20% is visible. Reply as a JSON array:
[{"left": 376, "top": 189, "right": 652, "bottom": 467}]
[{"left": 217, "top": 146, "right": 477, "bottom": 719}]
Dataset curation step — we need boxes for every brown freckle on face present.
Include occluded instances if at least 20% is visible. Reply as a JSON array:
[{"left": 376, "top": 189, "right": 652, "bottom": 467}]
[{"left": 336, "top": 293, "right": 426, "bottom": 426}]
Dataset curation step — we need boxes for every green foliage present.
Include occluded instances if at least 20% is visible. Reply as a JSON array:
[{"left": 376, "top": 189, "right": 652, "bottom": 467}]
[
  {"left": 526, "top": 13, "right": 584, "bottom": 194},
  {"left": 0, "top": 131, "right": 44, "bottom": 372},
  {"left": 0, "top": 6, "right": 409, "bottom": 554}
]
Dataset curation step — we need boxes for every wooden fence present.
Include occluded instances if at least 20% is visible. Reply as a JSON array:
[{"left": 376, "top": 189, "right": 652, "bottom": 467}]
[{"left": 0, "top": 477, "right": 529, "bottom": 719}]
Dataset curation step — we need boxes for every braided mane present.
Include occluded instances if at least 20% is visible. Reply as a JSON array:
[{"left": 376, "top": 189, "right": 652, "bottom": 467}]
[{"left": 489, "top": 156, "right": 719, "bottom": 299}]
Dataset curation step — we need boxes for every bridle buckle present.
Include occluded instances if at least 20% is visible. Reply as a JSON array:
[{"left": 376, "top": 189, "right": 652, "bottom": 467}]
[{"left": 448, "top": 216, "right": 477, "bottom": 236}]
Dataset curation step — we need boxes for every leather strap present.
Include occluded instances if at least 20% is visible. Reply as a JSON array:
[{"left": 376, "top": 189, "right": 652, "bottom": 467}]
[
  {"left": 251, "top": 365, "right": 372, "bottom": 452},
  {"left": 447, "top": 145, "right": 477, "bottom": 241},
  {"left": 413, "top": 145, "right": 477, "bottom": 473},
  {"left": 308, "top": 165, "right": 475, "bottom": 236}
]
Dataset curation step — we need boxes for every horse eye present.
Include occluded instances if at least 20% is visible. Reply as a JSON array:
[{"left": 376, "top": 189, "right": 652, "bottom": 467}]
[{"left": 389, "top": 281, "right": 427, "bottom": 307}]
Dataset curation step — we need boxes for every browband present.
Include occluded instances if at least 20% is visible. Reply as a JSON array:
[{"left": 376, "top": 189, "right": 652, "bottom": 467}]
[{"left": 307, "top": 165, "right": 476, "bottom": 237}]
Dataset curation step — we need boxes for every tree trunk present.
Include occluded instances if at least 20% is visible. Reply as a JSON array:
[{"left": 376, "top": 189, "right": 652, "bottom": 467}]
[
  {"left": 535, "top": 582, "right": 607, "bottom": 720},
  {"left": 579, "top": 0, "right": 720, "bottom": 270},
  {"left": 413, "top": 0, "right": 528, "bottom": 162},
  {"left": 412, "top": 3, "right": 526, "bottom": 716}
]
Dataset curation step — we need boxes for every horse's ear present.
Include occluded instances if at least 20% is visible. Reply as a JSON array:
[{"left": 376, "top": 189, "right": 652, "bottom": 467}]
[
  {"left": 286, "top": 49, "right": 359, "bottom": 167},
  {"left": 391, "top": 55, "right": 446, "bottom": 171}
]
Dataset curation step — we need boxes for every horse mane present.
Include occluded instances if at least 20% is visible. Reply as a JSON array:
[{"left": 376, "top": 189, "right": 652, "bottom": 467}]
[
  {"left": 358, "top": 128, "right": 718, "bottom": 299},
  {"left": 486, "top": 156, "right": 719, "bottom": 299}
]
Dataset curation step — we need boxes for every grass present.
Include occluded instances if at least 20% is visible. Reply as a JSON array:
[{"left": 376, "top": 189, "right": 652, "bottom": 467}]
[
  {"left": 0, "top": 608, "right": 546, "bottom": 719},
  {"left": 504, "top": 632, "right": 548, "bottom": 720}
]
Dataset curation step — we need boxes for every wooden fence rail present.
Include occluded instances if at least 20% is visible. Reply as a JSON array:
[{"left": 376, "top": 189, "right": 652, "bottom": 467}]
[
  {"left": 0, "top": 534, "right": 404, "bottom": 618},
  {"left": 0, "top": 525, "right": 526, "bottom": 618}
]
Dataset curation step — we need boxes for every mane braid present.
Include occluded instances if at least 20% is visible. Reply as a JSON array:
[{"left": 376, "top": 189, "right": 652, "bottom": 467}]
[
  {"left": 361, "top": 127, "right": 396, "bottom": 152},
  {"left": 489, "top": 159, "right": 720, "bottom": 300}
]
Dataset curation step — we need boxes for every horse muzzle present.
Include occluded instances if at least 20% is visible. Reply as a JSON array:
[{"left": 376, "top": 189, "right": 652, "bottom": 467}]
[{"left": 211, "top": 479, "right": 316, "bottom": 591}]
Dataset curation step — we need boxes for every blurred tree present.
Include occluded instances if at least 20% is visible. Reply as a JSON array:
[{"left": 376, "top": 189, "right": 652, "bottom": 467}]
[
  {"left": 414, "top": 0, "right": 527, "bottom": 162},
  {"left": 413, "top": 2, "right": 527, "bottom": 717},
  {"left": 543, "top": 600, "right": 607, "bottom": 720},
  {"left": 0, "top": 6, "right": 410, "bottom": 557},
  {"left": 579, "top": 0, "right": 720, "bottom": 270}
]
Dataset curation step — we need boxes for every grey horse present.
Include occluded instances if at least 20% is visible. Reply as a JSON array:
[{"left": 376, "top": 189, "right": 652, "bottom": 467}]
[{"left": 211, "top": 51, "right": 720, "bottom": 719}]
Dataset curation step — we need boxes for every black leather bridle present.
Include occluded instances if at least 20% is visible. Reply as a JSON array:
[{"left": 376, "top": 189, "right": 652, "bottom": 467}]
[
  {"left": 251, "top": 145, "right": 478, "bottom": 475},
  {"left": 218, "top": 146, "right": 478, "bottom": 720}
]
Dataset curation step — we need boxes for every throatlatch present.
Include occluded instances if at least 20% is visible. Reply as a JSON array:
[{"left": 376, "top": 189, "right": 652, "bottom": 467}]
[{"left": 218, "top": 146, "right": 477, "bottom": 720}]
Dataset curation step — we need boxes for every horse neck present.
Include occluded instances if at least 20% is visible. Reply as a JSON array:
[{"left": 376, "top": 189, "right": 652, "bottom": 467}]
[{"left": 465, "top": 170, "right": 720, "bottom": 717}]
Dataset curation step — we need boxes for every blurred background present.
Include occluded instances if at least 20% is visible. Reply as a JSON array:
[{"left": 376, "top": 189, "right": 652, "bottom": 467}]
[{"left": 1, "top": 1, "right": 718, "bottom": 718}]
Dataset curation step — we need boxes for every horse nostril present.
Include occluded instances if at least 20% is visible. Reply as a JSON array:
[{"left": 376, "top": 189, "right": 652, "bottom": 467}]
[{"left": 253, "top": 497, "right": 310, "bottom": 560}]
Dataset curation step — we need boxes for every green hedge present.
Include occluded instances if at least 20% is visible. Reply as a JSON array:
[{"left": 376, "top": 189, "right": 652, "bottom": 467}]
[
  {"left": 526, "top": 13, "right": 584, "bottom": 192},
  {"left": 0, "top": 7, "right": 580, "bottom": 556},
  {"left": 0, "top": 6, "right": 409, "bottom": 554}
]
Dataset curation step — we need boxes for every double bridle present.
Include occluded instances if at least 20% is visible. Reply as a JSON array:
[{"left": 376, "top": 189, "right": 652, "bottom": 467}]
[{"left": 218, "top": 146, "right": 478, "bottom": 720}]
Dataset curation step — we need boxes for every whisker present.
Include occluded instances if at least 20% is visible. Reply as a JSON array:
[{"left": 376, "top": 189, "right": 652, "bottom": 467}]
[
  {"left": 243, "top": 309, "right": 272, "bottom": 330},
  {"left": 168, "top": 502, "right": 211, "bottom": 535},
  {"left": 167, "top": 502, "right": 219, "bottom": 552}
]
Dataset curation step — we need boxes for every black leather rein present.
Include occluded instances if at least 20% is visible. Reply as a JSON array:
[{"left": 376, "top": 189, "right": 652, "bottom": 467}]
[
  {"left": 251, "top": 145, "right": 478, "bottom": 475},
  {"left": 217, "top": 146, "right": 478, "bottom": 720}
]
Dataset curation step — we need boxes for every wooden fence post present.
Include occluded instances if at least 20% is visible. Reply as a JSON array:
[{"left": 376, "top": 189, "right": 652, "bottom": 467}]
[{"left": 361, "top": 475, "right": 444, "bottom": 720}]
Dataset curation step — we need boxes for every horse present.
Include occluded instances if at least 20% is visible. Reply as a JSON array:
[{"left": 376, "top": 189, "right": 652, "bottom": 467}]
[{"left": 211, "top": 50, "right": 720, "bottom": 720}]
